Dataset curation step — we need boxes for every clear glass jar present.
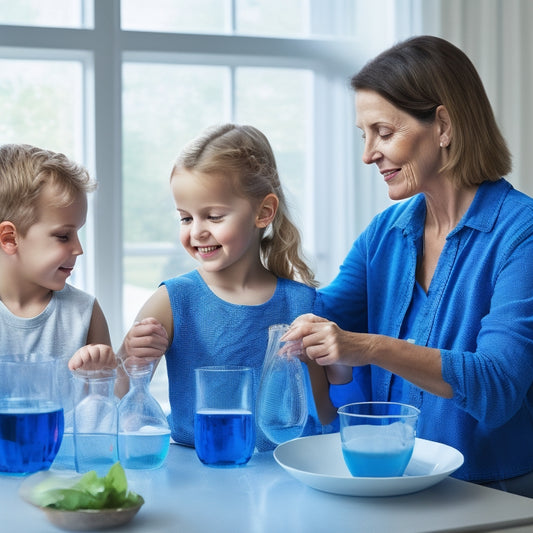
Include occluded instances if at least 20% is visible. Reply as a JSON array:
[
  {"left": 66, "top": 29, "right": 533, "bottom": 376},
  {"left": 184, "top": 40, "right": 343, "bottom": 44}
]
[
  {"left": 72, "top": 367, "right": 118, "bottom": 476},
  {"left": 256, "top": 324, "right": 308, "bottom": 446},
  {"left": 118, "top": 359, "right": 170, "bottom": 469}
]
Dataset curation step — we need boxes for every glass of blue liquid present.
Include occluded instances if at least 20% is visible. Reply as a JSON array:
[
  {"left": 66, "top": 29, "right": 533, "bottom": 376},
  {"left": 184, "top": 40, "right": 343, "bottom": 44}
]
[
  {"left": 72, "top": 367, "right": 118, "bottom": 476},
  {"left": 338, "top": 402, "right": 420, "bottom": 477},
  {"left": 194, "top": 366, "right": 255, "bottom": 468},
  {"left": 0, "top": 354, "right": 64, "bottom": 476}
]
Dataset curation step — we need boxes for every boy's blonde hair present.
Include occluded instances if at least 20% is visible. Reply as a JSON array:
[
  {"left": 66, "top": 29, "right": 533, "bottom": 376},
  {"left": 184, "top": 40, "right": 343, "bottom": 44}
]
[
  {"left": 0, "top": 144, "right": 96, "bottom": 236},
  {"left": 171, "top": 124, "right": 317, "bottom": 287}
]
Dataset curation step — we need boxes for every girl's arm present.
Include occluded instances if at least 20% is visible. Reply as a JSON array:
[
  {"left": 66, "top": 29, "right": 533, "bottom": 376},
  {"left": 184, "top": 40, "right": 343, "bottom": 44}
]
[
  {"left": 306, "top": 359, "right": 338, "bottom": 425},
  {"left": 115, "top": 285, "right": 173, "bottom": 397}
]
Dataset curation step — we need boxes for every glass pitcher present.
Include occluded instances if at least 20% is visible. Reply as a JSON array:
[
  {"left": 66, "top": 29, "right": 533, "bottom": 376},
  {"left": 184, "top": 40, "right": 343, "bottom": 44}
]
[
  {"left": 0, "top": 354, "right": 64, "bottom": 475},
  {"left": 72, "top": 367, "right": 118, "bottom": 476},
  {"left": 118, "top": 358, "right": 170, "bottom": 469},
  {"left": 256, "top": 324, "right": 308, "bottom": 446}
]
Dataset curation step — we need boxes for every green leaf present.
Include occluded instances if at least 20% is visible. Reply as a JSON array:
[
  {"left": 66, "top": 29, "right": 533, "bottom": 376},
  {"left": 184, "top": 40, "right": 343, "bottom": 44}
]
[{"left": 31, "top": 463, "right": 142, "bottom": 511}]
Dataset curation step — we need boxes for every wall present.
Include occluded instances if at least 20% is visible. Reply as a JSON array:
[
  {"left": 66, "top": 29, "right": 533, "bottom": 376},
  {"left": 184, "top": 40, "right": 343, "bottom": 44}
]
[{"left": 420, "top": 0, "right": 533, "bottom": 195}]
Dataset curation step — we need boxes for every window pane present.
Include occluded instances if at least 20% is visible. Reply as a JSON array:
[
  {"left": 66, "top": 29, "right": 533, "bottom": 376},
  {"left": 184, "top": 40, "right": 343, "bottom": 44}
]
[
  {"left": 0, "top": 59, "right": 83, "bottom": 155},
  {"left": 0, "top": 58, "right": 87, "bottom": 287},
  {"left": 122, "top": 62, "right": 229, "bottom": 326},
  {"left": 121, "top": 0, "right": 229, "bottom": 33},
  {"left": 0, "top": 0, "right": 86, "bottom": 28},
  {"left": 235, "top": 0, "right": 308, "bottom": 36},
  {"left": 236, "top": 67, "right": 312, "bottom": 240}
]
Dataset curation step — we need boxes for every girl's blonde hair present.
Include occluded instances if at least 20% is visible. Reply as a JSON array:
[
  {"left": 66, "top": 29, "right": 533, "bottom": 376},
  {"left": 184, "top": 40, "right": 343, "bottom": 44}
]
[
  {"left": 171, "top": 124, "right": 317, "bottom": 287},
  {"left": 0, "top": 143, "right": 95, "bottom": 236}
]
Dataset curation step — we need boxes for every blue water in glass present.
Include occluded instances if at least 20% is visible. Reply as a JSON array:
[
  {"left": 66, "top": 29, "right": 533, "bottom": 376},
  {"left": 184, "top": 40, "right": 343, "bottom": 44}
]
[
  {"left": 342, "top": 446, "right": 414, "bottom": 477},
  {"left": 0, "top": 401, "right": 64, "bottom": 475},
  {"left": 194, "top": 409, "right": 254, "bottom": 467},
  {"left": 74, "top": 433, "right": 118, "bottom": 476},
  {"left": 263, "top": 425, "right": 303, "bottom": 444},
  {"left": 118, "top": 430, "right": 171, "bottom": 469},
  {"left": 53, "top": 431, "right": 75, "bottom": 470}
]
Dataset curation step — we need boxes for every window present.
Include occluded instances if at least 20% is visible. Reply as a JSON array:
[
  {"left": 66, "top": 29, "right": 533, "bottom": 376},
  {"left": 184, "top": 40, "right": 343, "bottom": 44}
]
[{"left": 0, "top": 0, "right": 403, "bottom": 408}]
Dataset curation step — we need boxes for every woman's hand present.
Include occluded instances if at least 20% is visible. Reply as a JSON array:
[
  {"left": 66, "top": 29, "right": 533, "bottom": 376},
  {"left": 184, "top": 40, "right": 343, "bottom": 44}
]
[
  {"left": 282, "top": 313, "right": 364, "bottom": 367},
  {"left": 282, "top": 314, "right": 356, "bottom": 385},
  {"left": 69, "top": 344, "right": 116, "bottom": 371}
]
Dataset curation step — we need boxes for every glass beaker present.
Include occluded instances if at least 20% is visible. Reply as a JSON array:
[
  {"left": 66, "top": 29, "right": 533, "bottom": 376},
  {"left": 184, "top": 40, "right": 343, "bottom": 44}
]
[
  {"left": 118, "top": 358, "right": 170, "bottom": 469},
  {"left": 194, "top": 365, "right": 255, "bottom": 467},
  {"left": 0, "top": 354, "right": 64, "bottom": 475},
  {"left": 52, "top": 355, "right": 76, "bottom": 470},
  {"left": 256, "top": 324, "right": 308, "bottom": 445},
  {"left": 72, "top": 367, "right": 118, "bottom": 476}
]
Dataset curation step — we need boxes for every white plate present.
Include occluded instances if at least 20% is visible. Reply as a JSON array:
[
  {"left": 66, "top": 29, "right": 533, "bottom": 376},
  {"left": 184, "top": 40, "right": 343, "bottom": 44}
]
[{"left": 273, "top": 432, "right": 464, "bottom": 497}]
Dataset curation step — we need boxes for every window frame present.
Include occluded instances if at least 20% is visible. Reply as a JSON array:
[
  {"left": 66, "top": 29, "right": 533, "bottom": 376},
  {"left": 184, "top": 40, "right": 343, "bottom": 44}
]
[{"left": 0, "top": 0, "right": 393, "bottom": 346}]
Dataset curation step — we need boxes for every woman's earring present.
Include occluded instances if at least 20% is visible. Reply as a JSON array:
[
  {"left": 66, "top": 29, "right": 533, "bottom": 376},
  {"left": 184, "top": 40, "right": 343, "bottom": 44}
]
[{"left": 440, "top": 142, "right": 444, "bottom": 148}]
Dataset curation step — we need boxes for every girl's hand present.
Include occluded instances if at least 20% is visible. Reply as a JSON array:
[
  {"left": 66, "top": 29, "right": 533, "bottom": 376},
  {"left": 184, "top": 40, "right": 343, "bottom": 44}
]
[
  {"left": 69, "top": 344, "right": 116, "bottom": 371},
  {"left": 120, "top": 317, "right": 169, "bottom": 364}
]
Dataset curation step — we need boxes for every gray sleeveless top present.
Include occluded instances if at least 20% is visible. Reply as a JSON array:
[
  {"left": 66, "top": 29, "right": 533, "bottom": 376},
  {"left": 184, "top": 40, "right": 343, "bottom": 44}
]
[{"left": 0, "top": 283, "right": 95, "bottom": 359}]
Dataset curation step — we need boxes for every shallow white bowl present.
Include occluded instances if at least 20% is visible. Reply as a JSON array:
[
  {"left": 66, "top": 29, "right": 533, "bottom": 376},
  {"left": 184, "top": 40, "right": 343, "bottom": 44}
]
[{"left": 274, "top": 432, "right": 464, "bottom": 497}]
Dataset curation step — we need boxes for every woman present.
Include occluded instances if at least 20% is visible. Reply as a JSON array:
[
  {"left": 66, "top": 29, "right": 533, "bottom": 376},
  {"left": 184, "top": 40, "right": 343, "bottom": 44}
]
[{"left": 283, "top": 35, "right": 533, "bottom": 496}]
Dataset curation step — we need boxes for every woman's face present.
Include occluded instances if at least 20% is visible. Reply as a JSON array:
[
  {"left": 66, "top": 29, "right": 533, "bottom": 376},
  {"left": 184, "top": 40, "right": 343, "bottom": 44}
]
[{"left": 355, "top": 89, "right": 444, "bottom": 201}]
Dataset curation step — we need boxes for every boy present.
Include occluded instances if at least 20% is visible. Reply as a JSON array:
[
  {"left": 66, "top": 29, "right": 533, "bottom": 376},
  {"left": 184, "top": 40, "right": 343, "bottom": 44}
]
[{"left": 0, "top": 143, "right": 114, "bottom": 368}]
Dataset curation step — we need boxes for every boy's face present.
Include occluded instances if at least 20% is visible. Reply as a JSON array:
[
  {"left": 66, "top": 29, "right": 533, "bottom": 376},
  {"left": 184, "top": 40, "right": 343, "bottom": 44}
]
[{"left": 15, "top": 182, "right": 87, "bottom": 292}]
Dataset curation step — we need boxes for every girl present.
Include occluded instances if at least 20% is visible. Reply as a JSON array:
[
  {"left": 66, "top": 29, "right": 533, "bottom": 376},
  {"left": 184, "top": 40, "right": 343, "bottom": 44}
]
[{"left": 117, "top": 123, "right": 337, "bottom": 449}]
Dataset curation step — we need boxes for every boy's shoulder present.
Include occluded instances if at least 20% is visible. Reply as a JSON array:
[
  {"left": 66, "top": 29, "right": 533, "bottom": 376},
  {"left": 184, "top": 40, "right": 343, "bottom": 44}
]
[{"left": 54, "top": 283, "right": 95, "bottom": 305}]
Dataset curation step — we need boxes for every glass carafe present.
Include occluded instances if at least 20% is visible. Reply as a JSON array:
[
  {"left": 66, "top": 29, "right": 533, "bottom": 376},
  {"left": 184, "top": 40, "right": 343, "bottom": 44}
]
[
  {"left": 118, "top": 359, "right": 170, "bottom": 469},
  {"left": 256, "top": 324, "right": 308, "bottom": 446},
  {"left": 0, "top": 354, "right": 64, "bottom": 475},
  {"left": 72, "top": 367, "right": 118, "bottom": 476}
]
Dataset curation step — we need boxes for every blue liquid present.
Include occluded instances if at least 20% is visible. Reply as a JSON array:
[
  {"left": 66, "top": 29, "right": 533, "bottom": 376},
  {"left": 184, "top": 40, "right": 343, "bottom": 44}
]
[
  {"left": 0, "top": 401, "right": 64, "bottom": 475},
  {"left": 118, "top": 430, "right": 171, "bottom": 469},
  {"left": 53, "top": 431, "right": 75, "bottom": 470},
  {"left": 74, "top": 433, "right": 118, "bottom": 476},
  {"left": 342, "top": 446, "right": 414, "bottom": 477},
  {"left": 194, "top": 409, "right": 254, "bottom": 467},
  {"left": 263, "top": 425, "right": 303, "bottom": 444}
]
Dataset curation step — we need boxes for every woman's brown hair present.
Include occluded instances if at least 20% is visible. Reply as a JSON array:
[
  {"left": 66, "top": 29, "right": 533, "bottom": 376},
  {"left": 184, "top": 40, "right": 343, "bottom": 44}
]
[{"left": 351, "top": 35, "right": 511, "bottom": 186}]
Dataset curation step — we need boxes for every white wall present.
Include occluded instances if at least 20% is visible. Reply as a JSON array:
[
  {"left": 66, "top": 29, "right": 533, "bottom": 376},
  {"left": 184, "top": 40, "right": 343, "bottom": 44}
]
[{"left": 420, "top": 0, "right": 533, "bottom": 195}]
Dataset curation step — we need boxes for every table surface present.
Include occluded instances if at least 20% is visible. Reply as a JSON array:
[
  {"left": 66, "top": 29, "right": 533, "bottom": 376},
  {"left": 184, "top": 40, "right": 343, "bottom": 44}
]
[{"left": 1, "top": 442, "right": 533, "bottom": 533}]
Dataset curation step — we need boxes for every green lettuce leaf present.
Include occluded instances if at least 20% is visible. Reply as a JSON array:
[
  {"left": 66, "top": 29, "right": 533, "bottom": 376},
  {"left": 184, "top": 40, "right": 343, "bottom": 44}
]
[{"left": 32, "top": 463, "right": 143, "bottom": 511}]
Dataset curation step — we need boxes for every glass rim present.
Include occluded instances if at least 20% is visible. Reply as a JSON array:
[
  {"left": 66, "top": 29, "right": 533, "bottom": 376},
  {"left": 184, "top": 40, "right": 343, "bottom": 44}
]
[
  {"left": 268, "top": 323, "right": 290, "bottom": 332},
  {"left": 337, "top": 401, "right": 420, "bottom": 418},
  {"left": 194, "top": 365, "right": 252, "bottom": 373}
]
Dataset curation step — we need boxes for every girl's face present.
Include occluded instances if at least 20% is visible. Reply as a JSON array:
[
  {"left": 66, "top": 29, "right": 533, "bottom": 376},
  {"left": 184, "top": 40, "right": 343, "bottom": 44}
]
[
  {"left": 171, "top": 169, "right": 263, "bottom": 275},
  {"left": 355, "top": 89, "right": 444, "bottom": 200},
  {"left": 15, "top": 182, "right": 86, "bottom": 292}
]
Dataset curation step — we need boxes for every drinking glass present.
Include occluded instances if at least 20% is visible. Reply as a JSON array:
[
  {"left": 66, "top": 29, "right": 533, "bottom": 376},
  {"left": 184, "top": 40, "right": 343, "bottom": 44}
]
[
  {"left": 194, "top": 365, "right": 255, "bottom": 467},
  {"left": 72, "top": 367, "right": 118, "bottom": 476},
  {"left": 0, "top": 354, "right": 64, "bottom": 475},
  {"left": 338, "top": 401, "right": 420, "bottom": 477}
]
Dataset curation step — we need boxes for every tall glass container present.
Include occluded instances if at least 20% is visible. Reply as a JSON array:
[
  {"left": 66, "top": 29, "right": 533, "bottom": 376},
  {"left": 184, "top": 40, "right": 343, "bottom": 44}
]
[
  {"left": 256, "top": 324, "right": 308, "bottom": 446},
  {"left": 118, "top": 359, "right": 170, "bottom": 469},
  {"left": 72, "top": 367, "right": 118, "bottom": 476}
]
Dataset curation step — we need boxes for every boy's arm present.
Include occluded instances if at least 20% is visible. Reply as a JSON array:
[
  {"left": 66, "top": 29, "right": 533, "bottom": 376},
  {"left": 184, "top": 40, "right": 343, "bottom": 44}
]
[
  {"left": 69, "top": 300, "right": 115, "bottom": 371},
  {"left": 86, "top": 299, "right": 112, "bottom": 345}
]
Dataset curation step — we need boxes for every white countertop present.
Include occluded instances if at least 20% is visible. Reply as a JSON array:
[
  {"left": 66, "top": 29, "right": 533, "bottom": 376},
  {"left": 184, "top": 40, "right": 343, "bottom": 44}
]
[{"left": 1, "top": 442, "right": 533, "bottom": 533}]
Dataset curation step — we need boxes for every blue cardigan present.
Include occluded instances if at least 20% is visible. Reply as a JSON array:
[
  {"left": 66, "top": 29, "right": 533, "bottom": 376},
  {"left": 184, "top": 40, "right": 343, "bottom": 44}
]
[{"left": 319, "top": 178, "right": 533, "bottom": 482}]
